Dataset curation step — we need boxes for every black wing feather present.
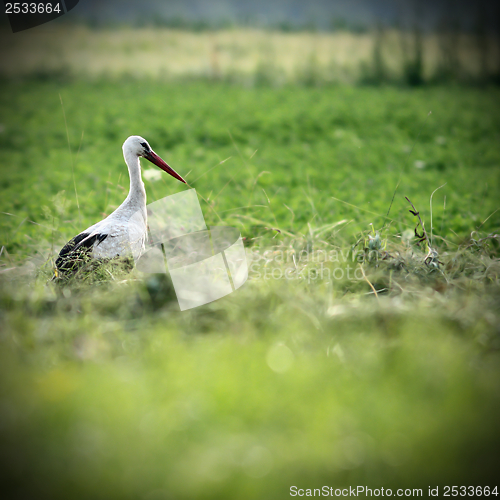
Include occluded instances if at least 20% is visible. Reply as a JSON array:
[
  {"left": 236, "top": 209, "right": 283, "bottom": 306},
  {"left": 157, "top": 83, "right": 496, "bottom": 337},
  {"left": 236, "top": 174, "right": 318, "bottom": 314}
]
[{"left": 55, "top": 232, "right": 108, "bottom": 274}]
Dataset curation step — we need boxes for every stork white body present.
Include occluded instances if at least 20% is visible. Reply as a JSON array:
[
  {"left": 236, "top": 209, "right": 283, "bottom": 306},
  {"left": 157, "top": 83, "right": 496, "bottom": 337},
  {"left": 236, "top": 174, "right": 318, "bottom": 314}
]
[
  {"left": 78, "top": 139, "right": 149, "bottom": 260},
  {"left": 55, "top": 136, "right": 186, "bottom": 275}
]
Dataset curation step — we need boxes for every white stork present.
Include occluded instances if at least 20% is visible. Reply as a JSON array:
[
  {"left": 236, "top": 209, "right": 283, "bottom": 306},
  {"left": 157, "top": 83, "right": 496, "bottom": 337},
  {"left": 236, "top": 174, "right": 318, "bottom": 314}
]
[{"left": 54, "top": 136, "right": 186, "bottom": 279}]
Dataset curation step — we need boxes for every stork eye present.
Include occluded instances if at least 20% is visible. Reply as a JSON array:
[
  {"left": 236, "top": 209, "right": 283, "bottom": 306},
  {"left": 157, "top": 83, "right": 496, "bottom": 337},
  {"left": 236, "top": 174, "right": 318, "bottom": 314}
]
[{"left": 140, "top": 141, "right": 150, "bottom": 151}]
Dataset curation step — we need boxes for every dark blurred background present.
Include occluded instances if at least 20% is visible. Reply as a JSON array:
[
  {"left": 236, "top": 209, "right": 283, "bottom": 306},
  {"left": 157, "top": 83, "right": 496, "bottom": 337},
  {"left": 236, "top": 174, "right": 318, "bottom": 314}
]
[
  {"left": 1, "top": 0, "right": 500, "bottom": 86},
  {"left": 65, "top": 0, "right": 500, "bottom": 32}
]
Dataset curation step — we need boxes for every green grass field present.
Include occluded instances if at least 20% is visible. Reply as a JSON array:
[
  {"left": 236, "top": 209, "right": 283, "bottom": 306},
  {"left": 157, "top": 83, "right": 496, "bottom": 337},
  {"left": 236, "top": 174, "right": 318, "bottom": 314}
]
[{"left": 1, "top": 79, "right": 500, "bottom": 498}]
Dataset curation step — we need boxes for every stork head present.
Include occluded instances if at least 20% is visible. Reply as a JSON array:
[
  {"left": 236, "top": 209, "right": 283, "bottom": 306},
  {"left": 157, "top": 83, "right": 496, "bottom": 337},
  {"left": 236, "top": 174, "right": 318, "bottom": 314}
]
[{"left": 122, "top": 135, "right": 187, "bottom": 184}]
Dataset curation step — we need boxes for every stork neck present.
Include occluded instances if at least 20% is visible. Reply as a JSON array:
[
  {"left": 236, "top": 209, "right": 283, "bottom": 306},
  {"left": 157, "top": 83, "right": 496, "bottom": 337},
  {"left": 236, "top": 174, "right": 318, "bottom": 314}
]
[{"left": 124, "top": 150, "right": 146, "bottom": 207}]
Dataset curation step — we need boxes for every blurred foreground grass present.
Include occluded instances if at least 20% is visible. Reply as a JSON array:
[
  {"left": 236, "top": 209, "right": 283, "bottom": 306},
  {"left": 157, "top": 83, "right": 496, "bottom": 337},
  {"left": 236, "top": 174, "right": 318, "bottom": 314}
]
[
  {"left": 0, "top": 80, "right": 499, "bottom": 498},
  {"left": 1, "top": 275, "right": 499, "bottom": 498}
]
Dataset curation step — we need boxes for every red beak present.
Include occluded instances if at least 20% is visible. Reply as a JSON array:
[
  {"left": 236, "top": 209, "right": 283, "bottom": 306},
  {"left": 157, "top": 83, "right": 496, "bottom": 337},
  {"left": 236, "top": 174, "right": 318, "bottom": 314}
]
[{"left": 144, "top": 150, "right": 187, "bottom": 184}]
